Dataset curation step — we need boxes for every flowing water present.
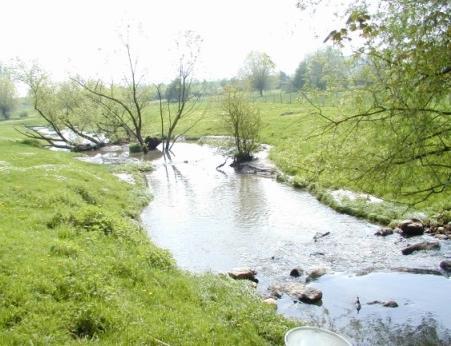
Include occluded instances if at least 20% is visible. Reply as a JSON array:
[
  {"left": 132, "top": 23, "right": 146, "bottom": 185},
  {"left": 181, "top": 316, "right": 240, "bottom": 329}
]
[{"left": 84, "top": 142, "right": 451, "bottom": 345}]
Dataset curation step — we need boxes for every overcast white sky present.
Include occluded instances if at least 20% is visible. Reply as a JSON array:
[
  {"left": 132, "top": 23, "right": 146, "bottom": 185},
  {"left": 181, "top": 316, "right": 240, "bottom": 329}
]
[{"left": 0, "top": 0, "right": 347, "bottom": 83}]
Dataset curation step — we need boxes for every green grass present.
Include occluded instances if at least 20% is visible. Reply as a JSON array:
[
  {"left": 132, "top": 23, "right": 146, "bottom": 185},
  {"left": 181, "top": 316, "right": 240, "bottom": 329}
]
[{"left": 0, "top": 119, "right": 294, "bottom": 344}]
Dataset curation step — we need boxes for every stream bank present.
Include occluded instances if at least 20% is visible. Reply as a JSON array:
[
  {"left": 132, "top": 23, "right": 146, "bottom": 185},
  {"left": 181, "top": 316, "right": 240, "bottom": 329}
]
[
  {"left": 135, "top": 141, "right": 450, "bottom": 346},
  {"left": 76, "top": 139, "right": 451, "bottom": 345},
  {"left": 0, "top": 123, "right": 293, "bottom": 344}
]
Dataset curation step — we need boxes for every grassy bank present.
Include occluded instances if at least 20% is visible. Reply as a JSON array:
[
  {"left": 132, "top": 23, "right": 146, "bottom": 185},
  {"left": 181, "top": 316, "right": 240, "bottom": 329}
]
[
  {"left": 140, "top": 97, "right": 449, "bottom": 224},
  {"left": 0, "top": 119, "right": 294, "bottom": 344}
]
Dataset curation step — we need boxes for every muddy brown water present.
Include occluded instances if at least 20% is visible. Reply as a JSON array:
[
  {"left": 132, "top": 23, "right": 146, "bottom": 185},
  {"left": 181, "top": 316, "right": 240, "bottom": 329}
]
[{"left": 82, "top": 142, "right": 451, "bottom": 345}]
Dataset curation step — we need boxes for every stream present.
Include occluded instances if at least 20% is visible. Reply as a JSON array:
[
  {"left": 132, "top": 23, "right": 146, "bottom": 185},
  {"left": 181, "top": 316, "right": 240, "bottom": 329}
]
[{"left": 86, "top": 142, "right": 451, "bottom": 345}]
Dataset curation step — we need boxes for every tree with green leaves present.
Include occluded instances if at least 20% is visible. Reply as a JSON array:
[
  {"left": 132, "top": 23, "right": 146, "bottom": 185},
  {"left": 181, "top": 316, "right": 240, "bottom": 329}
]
[
  {"left": 241, "top": 51, "right": 275, "bottom": 96},
  {"left": 17, "top": 64, "right": 107, "bottom": 151},
  {"left": 0, "top": 66, "right": 17, "bottom": 120},
  {"left": 300, "top": 0, "right": 451, "bottom": 204},
  {"left": 292, "top": 61, "right": 307, "bottom": 91},
  {"left": 156, "top": 31, "right": 202, "bottom": 154},
  {"left": 222, "top": 87, "right": 261, "bottom": 163},
  {"left": 74, "top": 43, "right": 153, "bottom": 153}
]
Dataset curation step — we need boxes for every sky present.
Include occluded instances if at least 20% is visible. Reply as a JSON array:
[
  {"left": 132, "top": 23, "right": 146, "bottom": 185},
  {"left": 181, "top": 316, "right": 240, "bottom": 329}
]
[{"left": 0, "top": 0, "right": 347, "bottom": 84}]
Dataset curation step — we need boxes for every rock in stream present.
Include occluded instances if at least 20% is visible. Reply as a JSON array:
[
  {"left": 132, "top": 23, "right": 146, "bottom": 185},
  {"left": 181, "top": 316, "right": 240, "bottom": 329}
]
[
  {"left": 270, "top": 282, "right": 323, "bottom": 303},
  {"left": 402, "top": 241, "right": 440, "bottom": 255},
  {"left": 228, "top": 267, "right": 258, "bottom": 282},
  {"left": 398, "top": 219, "right": 424, "bottom": 237}
]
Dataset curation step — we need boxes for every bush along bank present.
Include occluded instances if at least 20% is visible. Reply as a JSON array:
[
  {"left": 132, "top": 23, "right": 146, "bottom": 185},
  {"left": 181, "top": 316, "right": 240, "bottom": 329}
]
[
  {"left": 0, "top": 134, "right": 294, "bottom": 344},
  {"left": 275, "top": 173, "right": 443, "bottom": 227},
  {"left": 277, "top": 171, "right": 450, "bottom": 237}
]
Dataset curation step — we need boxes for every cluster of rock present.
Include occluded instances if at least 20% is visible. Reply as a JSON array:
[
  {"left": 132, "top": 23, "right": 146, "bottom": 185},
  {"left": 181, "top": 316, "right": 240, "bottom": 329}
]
[
  {"left": 367, "top": 300, "right": 399, "bottom": 308},
  {"left": 440, "top": 260, "right": 451, "bottom": 272},
  {"left": 373, "top": 219, "right": 450, "bottom": 272},
  {"left": 227, "top": 266, "right": 326, "bottom": 307},
  {"left": 374, "top": 219, "right": 425, "bottom": 238},
  {"left": 401, "top": 241, "right": 440, "bottom": 255},
  {"left": 375, "top": 219, "right": 441, "bottom": 256},
  {"left": 269, "top": 282, "right": 322, "bottom": 303},
  {"left": 227, "top": 267, "right": 258, "bottom": 282},
  {"left": 267, "top": 267, "right": 325, "bottom": 304},
  {"left": 375, "top": 218, "right": 451, "bottom": 240},
  {"left": 427, "top": 223, "right": 451, "bottom": 240}
]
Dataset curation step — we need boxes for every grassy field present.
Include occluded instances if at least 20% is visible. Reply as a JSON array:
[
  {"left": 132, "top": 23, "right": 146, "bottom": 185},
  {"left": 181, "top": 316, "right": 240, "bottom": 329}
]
[
  {"left": 6, "top": 92, "right": 449, "bottom": 223},
  {"left": 0, "top": 118, "right": 294, "bottom": 344},
  {"left": 2, "top": 90, "right": 448, "bottom": 342}
]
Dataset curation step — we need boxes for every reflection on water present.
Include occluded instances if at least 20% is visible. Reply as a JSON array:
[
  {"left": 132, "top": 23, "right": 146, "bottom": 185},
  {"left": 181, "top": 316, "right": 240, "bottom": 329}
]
[
  {"left": 278, "top": 272, "right": 451, "bottom": 345},
  {"left": 138, "top": 143, "right": 451, "bottom": 345},
  {"left": 343, "top": 315, "right": 449, "bottom": 346}
]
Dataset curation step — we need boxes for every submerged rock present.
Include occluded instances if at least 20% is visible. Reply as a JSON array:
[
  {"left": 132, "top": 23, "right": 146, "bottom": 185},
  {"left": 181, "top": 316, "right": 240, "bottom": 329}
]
[
  {"left": 144, "top": 136, "right": 162, "bottom": 150},
  {"left": 313, "top": 231, "right": 330, "bottom": 242},
  {"left": 270, "top": 282, "right": 322, "bottom": 303},
  {"left": 367, "top": 300, "right": 383, "bottom": 305},
  {"left": 398, "top": 219, "right": 424, "bottom": 237},
  {"left": 374, "top": 228, "right": 394, "bottom": 236},
  {"left": 367, "top": 300, "right": 398, "bottom": 308},
  {"left": 401, "top": 241, "right": 440, "bottom": 255},
  {"left": 383, "top": 300, "right": 399, "bottom": 308},
  {"left": 289, "top": 267, "right": 303, "bottom": 278},
  {"left": 263, "top": 298, "right": 278, "bottom": 308},
  {"left": 309, "top": 252, "right": 325, "bottom": 256},
  {"left": 306, "top": 267, "right": 327, "bottom": 282},
  {"left": 228, "top": 267, "right": 258, "bottom": 282},
  {"left": 440, "top": 260, "right": 451, "bottom": 272},
  {"left": 393, "top": 267, "right": 442, "bottom": 276}
]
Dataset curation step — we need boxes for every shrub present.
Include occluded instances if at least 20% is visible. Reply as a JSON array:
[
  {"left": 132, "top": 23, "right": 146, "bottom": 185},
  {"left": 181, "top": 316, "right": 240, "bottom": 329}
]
[
  {"left": 129, "top": 143, "right": 143, "bottom": 153},
  {"left": 73, "top": 185, "right": 97, "bottom": 205},
  {"left": 20, "top": 138, "right": 42, "bottom": 147},
  {"left": 70, "top": 307, "right": 110, "bottom": 339},
  {"left": 50, "top": 243, "right": 78, "bottom": 258},
  {"left": 48, "top": 207, "right": 115, "bottom": 235},
  {"left": 71, "top": 206, "right": 114, "bottom": 235},
  {"left": 222, "top": 88, "right": 261, "bottom": 163}
]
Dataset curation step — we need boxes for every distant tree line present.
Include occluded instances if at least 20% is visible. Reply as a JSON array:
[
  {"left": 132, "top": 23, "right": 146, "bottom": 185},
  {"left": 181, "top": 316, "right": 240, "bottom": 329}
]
[{"left": 0, "top": 65, "right": 17, "bottom": 119}]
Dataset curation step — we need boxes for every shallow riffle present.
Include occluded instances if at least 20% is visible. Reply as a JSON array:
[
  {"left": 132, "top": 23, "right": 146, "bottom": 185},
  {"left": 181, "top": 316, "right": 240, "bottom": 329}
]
[{"left": 78, "top": 141, "right": 451, "bottom": 345}]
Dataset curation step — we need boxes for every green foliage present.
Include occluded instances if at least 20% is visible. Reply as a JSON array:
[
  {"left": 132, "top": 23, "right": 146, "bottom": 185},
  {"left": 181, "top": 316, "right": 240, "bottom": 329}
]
[
  {"left": 128, "top": 143, "right": 143, "bottom": 153},
  {"left": 222, "top": 88, "right": 262, "bottom": 162},
  {"left": 70, "top": 206, "right": 115, "bottom": 235},
  {"left": 20, "top": 138, "right": 42, "bottom": 147},
  {"left": 242, "top": 51, "right": 276, "bottom": 96},
  {"left": 292, "top": 60, "right": 307, "bottom": 91},
  {"left": 69, "top": 306, "right": 110, "bottom": 340},
  {"left": 294, "top": 48, "right": 349, "bottom": 91},
  {"left": 0, "top": 67, "right": 16, "bottom": 119},
  {"left": 165, "top": 77, "right": 182, "bottom": 102},
  {"left": 296, "top": 0, "right": 450, "bottom": 205},
  {"left": 343, "top": 1, "right": 449, "bottom": 203}
]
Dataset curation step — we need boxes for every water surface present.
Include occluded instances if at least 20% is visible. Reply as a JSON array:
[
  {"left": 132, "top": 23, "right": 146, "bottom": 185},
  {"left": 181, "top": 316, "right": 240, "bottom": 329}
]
[{"left": 138, "top": 143, "right": 450, "bottom": 345}]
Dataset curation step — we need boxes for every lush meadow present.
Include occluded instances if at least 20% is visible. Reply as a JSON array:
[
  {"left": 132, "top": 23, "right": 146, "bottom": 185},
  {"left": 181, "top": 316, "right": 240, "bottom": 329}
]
[{"left": 0, "top": 119, "right": 293, "bottom": 344}]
